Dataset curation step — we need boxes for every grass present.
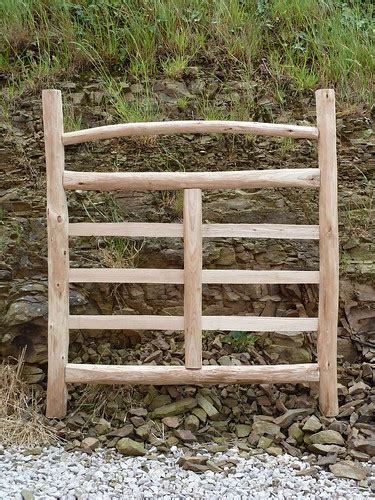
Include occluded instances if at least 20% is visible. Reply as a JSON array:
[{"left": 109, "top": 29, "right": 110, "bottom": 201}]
[
  {"left": 0, "top": 0, "right": 373, "bottom": 107},
  {"left": 69, "top": 384, "right": 139, "bottom": 424},
  {"left": 63, "top": 100, "right": 83, "bottom": 132},
  {"left": 0, "top": 352, "right": 59, "bottom": 446},
  {"left": 162, "top": 54, "right": 191, "bottom": 78},
  {"left": 82, "top": 192, "right": 145, "bottom": 268}
]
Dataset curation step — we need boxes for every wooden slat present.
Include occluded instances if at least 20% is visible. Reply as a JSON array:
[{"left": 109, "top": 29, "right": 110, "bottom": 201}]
[
  {"left": 184, "top": 189, "right": 202, "bottom": 369},
  {"left": 69, "top": 222, "right": 320, "bottom": 239},
  {"left": 69, "top": 222, "right": 182, "bottom": 237},
  {"left": 63, "top": 169, "right": 320, "bottom": 191},
  {"left": 69, "top": 268, "right": 319, "bottom": 284},
  {"left": 203, "top": 223, "right": 320, "bottom": 239},
  {"left": 69, "top": 315, "right": 317, "bottom": 331},
  {"left": 43, "top": 89, "right": 69, "bottom": 419},
  {"left": 62, "top": 120, "right": 319, "bottom": 145},
  {"left": 316, "top": 89, "right": 339, "bottom": 417},
  {"left": 69, "top": 268, "right": 184, "bottom": 284},
  {"left": 69, "top": 315, "right": 184, "bottom": 330},
  {"left": 66, "top": 363, "right": 320, "bottom": 384},
  {"left": 202, "top": 270, "right": 319, "bottom": 284},
  {"left": 202, "top": 316, "right": 318, "bottom": 331}
]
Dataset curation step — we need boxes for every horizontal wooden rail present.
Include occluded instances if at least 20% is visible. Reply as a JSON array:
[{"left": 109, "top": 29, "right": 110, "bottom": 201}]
[
  {"left": 203, "top": 316, "right": 317, "bottom": 331},
  {"left": 69, "top": 222, "right": 182, "bottom": 237},
  {"left": 204, "top": 223, "right": 319, "bottom": 239},
  {"left": 64, "top": 169, "right": 320, "bottom": 191},
  {"left": 203, "top": 270, "right": 319, "bottom": 284},
  {"left": 69, "top": 222, "right": 320, "bottom": 240},
  {"left": 62, "top": 120, "right": 319, "bottom": 145},
  {"left": 69, "top": 268, "right": 319, "bottom": 284},
  {"left": 69, "top": 268, "right": 184, "bottom": 283},
  {"left": 69, "top": 315, "right": 317, "bottom": 331},
  {"left": 65, "top": 363, "right": 320, "bottom": 384}
]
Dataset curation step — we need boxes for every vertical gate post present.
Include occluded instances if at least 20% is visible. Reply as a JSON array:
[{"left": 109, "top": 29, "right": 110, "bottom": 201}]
[
  {"left": 316, "top": 89, "right": 339, "bottom": 417},
  {"left": 43, "top": 90, "right": 70, "bottom": 418},
  {"left": 184, "top": 189, "right": 202, "bottom": 368}
]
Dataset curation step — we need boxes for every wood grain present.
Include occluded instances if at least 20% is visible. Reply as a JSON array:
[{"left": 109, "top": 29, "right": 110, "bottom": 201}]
[
  {"left": 69, "top": 222, "right": 183, "bottom": 237},
  {"left": 69, "top": 268, "right": 319, "bottom": 284},
  {"left": 184, "top": 190, "right": 202, "bottom": 369},
  {"left": 203, "top": 223, "right": 319, "bottom": 239},
  {"left": 316, "top": 89, "right": 339, "bottom": 417},
  {"left": 43, "top": 89, "right": 69, "bottom": 418},
  {"left": 66, "top": 363, "right": 320, "bottom": 384},
  {"left": 69, "top": 222, "right": 319, "bottom": 239},
  {"left": 62, "top": 120, "right": 318, "bottom": 145},
  {"left": 63, "top": 169, "right": 320, "bottom": 191},
  {"left": 69, "top": 315, "right": 317, "bottom": 331}
]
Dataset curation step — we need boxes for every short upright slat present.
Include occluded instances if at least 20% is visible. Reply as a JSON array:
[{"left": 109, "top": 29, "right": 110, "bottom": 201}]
[
  {"left": 184, "top": 189, "right": 202, "bottom": 369},
  {"left": 316, "top": 89, "right": 339, "bottom": 417},
  {"left": 43, "top": 90, "right": 69, "bottom": 418}
]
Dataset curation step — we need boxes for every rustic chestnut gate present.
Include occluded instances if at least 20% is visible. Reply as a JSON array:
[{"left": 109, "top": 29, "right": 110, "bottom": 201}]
[{"left": 43, "top": 89, "right": 339, "bottom": 419}]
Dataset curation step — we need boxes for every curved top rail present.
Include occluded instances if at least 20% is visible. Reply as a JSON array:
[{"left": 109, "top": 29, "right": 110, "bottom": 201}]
[{"left": 62, "top": 120, "right": 318, "bottom": 145}]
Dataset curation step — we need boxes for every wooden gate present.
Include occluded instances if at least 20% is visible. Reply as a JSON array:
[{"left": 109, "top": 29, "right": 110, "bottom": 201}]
[{"left": 43, "top": 89, "right": 339, "bottom": 419}]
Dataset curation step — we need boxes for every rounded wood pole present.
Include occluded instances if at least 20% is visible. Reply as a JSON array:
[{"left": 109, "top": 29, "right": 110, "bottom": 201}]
[
  {"left": 43, "top": 90, "right": 70, "bottom": 418},
  {"left": 184, "top": 189, "right": 202, "bottom": 369},
  {"left": 316, "top": 89, "right": 339, "bottom": 417}
]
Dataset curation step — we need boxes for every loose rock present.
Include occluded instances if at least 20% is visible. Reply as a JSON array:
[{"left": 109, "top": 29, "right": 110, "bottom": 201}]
[
  {"left": 329, "top": 463, "right": 367, "bottom": 481},
  {"left": 116, "top": 438, "right": 146, "bottom": 456}
]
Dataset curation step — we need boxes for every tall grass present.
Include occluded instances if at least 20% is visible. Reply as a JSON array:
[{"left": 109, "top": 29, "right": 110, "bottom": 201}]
[{"left": 1, "top": 0, "right": 373, "bottom": 104}]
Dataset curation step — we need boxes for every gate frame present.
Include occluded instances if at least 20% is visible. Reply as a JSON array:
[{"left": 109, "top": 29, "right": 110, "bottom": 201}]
[{"left": 42, "top": 89, "right": 338, "bottom": 419}]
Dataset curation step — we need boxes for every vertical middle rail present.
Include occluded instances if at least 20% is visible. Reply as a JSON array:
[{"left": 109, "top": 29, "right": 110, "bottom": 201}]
[{"left": 183, "top": 189, "right": 202, "bottom": 369}]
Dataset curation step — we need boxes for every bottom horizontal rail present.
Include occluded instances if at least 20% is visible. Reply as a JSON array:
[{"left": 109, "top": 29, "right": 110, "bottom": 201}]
[{"left": 66, "top": 363, "right": 319, "bottom": 385}]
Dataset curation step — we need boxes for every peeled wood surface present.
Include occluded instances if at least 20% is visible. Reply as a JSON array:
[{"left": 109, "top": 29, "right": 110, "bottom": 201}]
[
  {"left": 63, "top": 169, "right": 320, "bottom": 191},
  {"left": 69, "top": 268, "right": 184, "bottom": 284},
  {"left": 43, "top": 89, "right": 69, "bottom": 419},
  {"left": 202, "top": 270, "right": 319, "bottom": 284},
  {"left": 62, "top": 120, "right": 319, "bottom": 145},
  {"left": 316, "top": 89, "right": 339, "bottom": 417},
  {"left": 183, "top": 189, "right": 202, "bottom": 369},
  {"left": 202, "top": 316, "right": 317, "bottom": 331},
  {"left": 69, "top": 222, "right": 183, "bottom": 237},
  {"left": 69, "top": 268, "right": 319, "bottom": 284},
  {"left": 66, "top": 363, "right": 320, "bottom": 385},
  {"left": 69, "top": 315, "right": 184, "bottom": 330},
  {"left": 69, "top": 222, "right": 319, "bottom": 240},
  {"left": 69, "top": 315, "right": 317, "bottom": 331},
  {"left": 203, "top": 223, "right": 319, "bottom": 239}
]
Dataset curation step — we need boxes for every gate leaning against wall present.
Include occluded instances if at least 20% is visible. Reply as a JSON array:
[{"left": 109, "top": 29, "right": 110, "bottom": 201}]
[{"left": 42, "top": 89, "right": 339, "bottom": 419}]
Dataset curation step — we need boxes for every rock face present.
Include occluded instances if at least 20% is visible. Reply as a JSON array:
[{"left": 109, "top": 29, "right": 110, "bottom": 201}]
[
  {"left": 1, "top": 76, "right": 375, "bottom": 466},
  {"left": 2, "top": 82, "right": 374, "bottom": 369}
]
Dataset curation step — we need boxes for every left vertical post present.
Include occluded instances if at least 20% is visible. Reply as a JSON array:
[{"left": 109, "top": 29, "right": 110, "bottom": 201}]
[{"left": 43, "top": 90, "right": 69, "bottom": 418}]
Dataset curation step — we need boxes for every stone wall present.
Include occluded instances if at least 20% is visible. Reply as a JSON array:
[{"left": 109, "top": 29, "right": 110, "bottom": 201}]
[{"left": 1, "top": 77, "right": 374, "bottom": 378}]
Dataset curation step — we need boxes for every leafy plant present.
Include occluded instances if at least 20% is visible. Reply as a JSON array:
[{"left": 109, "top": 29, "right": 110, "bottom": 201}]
[{"left": 222, "top": 331, "right": 258, "bottom": 353}]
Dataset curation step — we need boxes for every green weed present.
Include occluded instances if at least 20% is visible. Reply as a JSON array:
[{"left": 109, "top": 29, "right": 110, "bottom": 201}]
[
  {"left": 222, "top": 331, "right": 258, "bottom": 353},
  {"left": 63, "top": 101, "right": 82, "bottom": 132},
  {"left": 82, "top": 192, "right": 145, "bottom": 268},
  {"left": 162, "top": 55, "right": 190, "bottom": 78}
]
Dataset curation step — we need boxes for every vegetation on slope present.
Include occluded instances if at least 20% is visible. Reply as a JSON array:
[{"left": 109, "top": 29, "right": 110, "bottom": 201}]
[{"left": 1, "top": 0, "right": 373, "bottom": 106}]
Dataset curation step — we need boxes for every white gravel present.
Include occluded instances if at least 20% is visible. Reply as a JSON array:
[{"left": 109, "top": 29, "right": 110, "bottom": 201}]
[{"left": 0, "top": 445, "right": 373, "bottom": 499}]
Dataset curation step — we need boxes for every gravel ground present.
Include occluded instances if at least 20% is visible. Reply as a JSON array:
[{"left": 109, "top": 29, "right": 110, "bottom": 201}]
[{"left": 0, "top": 445, "right": 373, "bottom": 500}]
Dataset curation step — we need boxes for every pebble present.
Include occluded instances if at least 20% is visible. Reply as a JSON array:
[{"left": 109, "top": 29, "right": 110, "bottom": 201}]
[{"left": 0, "top": 446, "right": 373, "bottom": 499}]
